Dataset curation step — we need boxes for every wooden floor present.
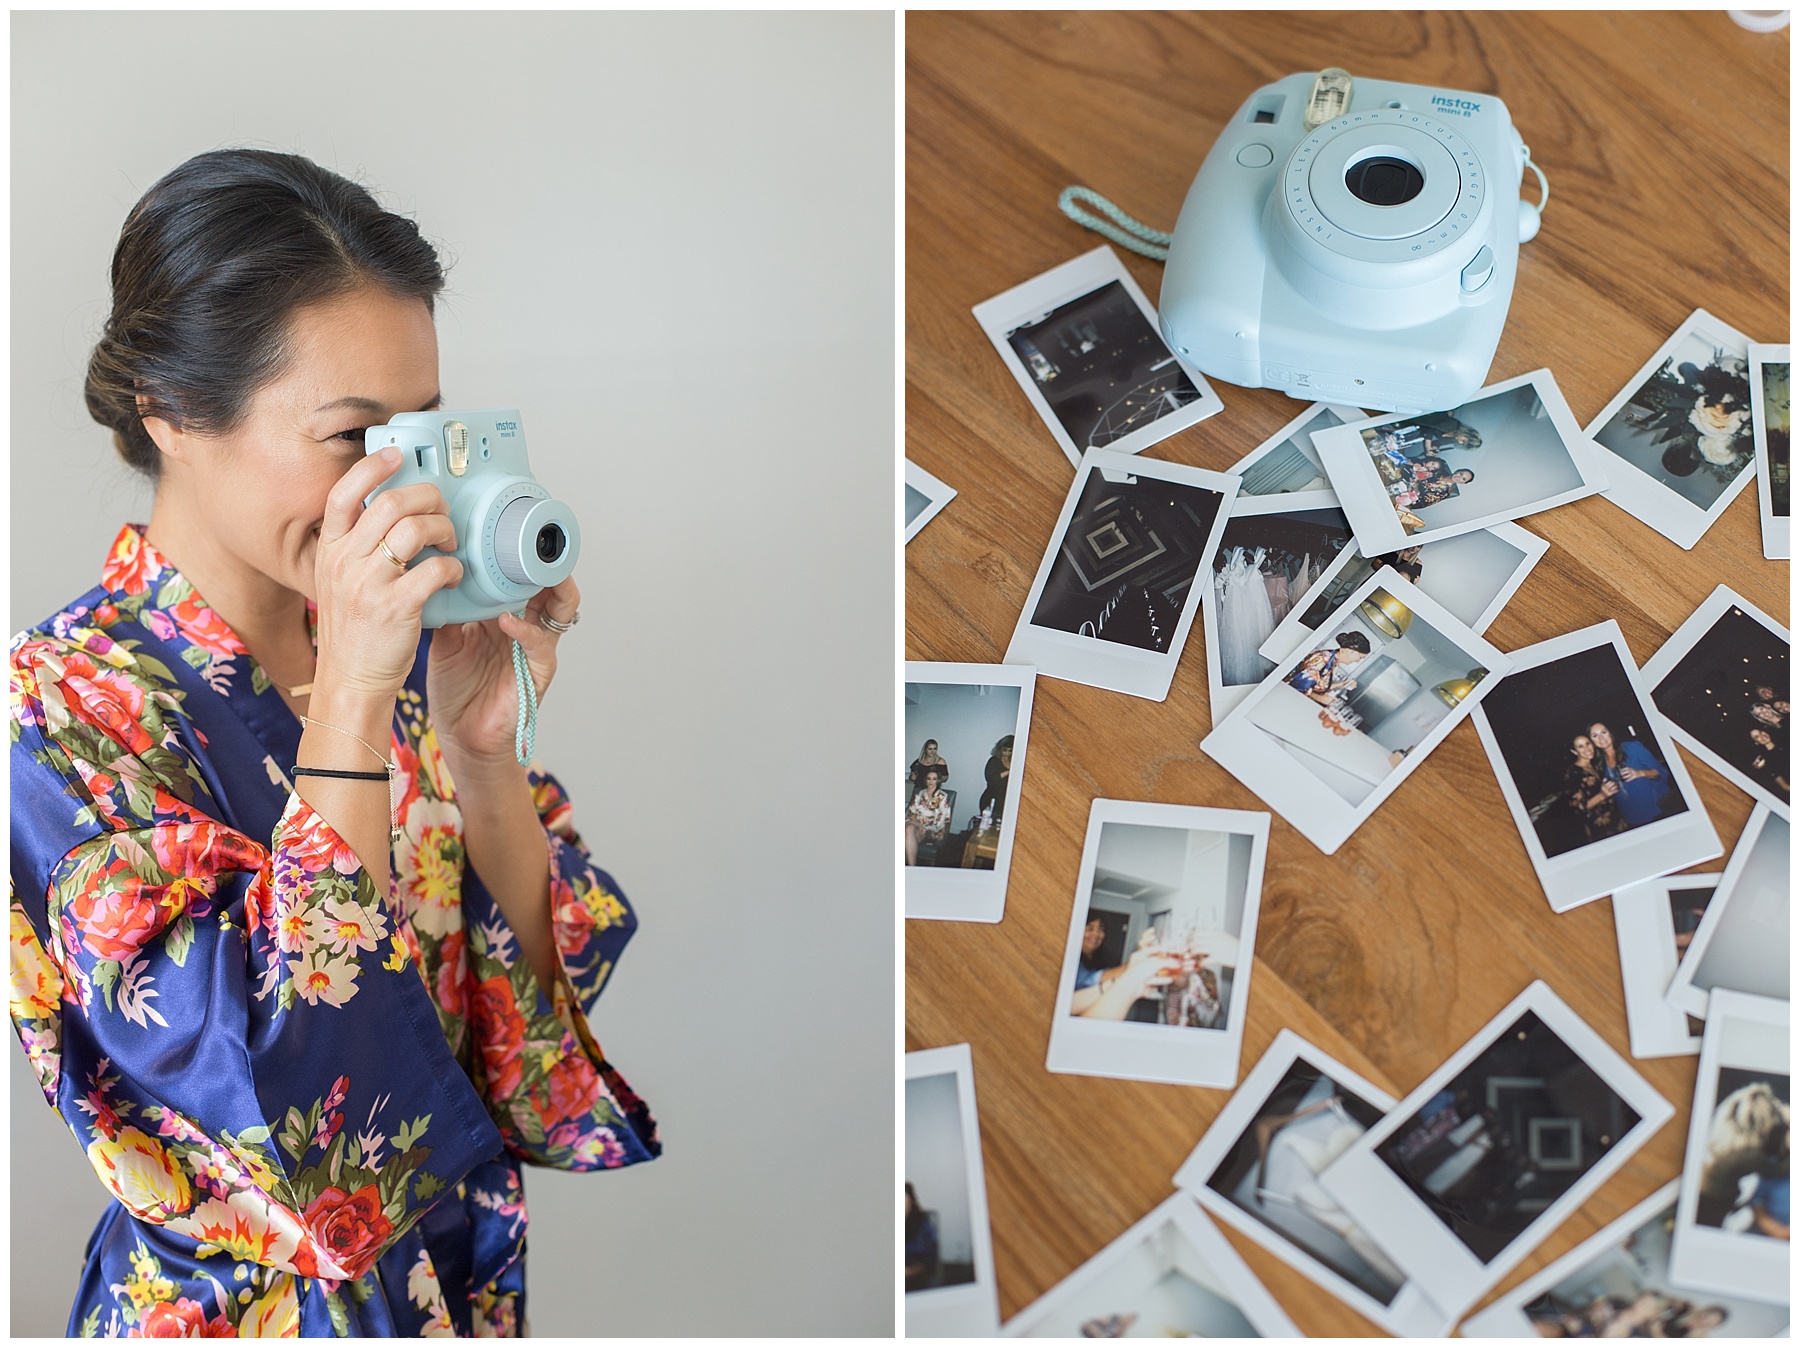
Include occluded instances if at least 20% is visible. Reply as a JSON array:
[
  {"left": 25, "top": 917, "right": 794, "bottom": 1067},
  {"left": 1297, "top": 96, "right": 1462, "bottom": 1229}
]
[{"left": 905, "top": 12, "right": 1788, "bottom": 1336}]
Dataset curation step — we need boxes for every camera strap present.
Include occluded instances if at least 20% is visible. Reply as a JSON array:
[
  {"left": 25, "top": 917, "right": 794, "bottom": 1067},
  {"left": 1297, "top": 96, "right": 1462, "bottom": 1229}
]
[
  {"left": 511, "top": 638, "right": 538, "bottom": 766},
  {"left": 1056, "top": 186, "right": 1172, "bottom": 261}
]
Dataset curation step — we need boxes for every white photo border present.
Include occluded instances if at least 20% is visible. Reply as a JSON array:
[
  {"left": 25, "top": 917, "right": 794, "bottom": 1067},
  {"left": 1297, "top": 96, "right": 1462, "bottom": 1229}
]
[
  {"left": 1044, "top": 799, "right": 1270, "bottom": 1089},
  {"left": 904, "top": 459, "right": 958, "bottom": 544},
  {"left": 971, "top": 245, "right": 1225, "bottom": 470},
  {"left": 1171, "top": 1029, "right": 1456, "bottom": 1337},
  {"left": 1668, "top": 989, "right": 1791, "bottom": 1305},
  {"left": 1005, "top": 448, "right": 1240, "bottom": 701},
  {"left": 1312, "top": 367, "right": 1607, "bottom": 554},
  {"left": 999, "top": 1192, "right": 1299, "bottom": 1338},
  {"left": 1641, "top": 584, "right": 1791, "bottom": 823},
  {"left": 1201, "top": 569, "right": 1513, "bottom": 856},
  {"left": 905, "top": 1043, "right": 1002, "bottom": 1337},
  {"left": 1749, "top": 342, "right": 1790, "bottom": 559},
  {"left": 903, "top": 662, "right": 1038, "bottom": 924},
  {"left": 1470, "top": 620, "right": 1723, "bottom": 912},
  {"left": 1583, "top": 308, "right": 1758, "bottom": 551},
  {"left": 1612, "top": 871, "right": 1719, "bottom": 1059},
  {"left": 1316, "top": 979, "right": 1674, "bottom": 1322},
  {"left": 1665, "top": 803, "right": 1787, "bottom": 1019}
]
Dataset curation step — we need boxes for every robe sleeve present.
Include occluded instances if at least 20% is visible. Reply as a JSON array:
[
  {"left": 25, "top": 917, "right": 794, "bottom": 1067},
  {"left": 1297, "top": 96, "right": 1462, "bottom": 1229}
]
[
  {"left": 9, "top": 631, "right": 504, "bottom": 1287},
  {"left": 454, "top": 765, "right": 661, "bottom": 1171}
]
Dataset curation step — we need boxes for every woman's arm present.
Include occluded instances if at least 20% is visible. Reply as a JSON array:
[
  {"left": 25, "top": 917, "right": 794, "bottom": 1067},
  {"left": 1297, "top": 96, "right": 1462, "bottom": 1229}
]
[{"left": 437, "top": 752, "right": 556, "bottom": 990}]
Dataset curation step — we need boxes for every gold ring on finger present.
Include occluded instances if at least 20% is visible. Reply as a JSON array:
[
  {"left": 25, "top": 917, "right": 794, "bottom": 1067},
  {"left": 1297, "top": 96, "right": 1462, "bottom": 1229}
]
[{"left": 378, "top": 539, "right": 408, "bottom": 574}]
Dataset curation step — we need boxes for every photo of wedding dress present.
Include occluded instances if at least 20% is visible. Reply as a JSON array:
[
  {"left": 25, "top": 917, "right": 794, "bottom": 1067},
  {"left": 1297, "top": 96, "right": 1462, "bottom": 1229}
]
[{"left": 1211, "top": 507, "right": 1352, "bottom": 696}]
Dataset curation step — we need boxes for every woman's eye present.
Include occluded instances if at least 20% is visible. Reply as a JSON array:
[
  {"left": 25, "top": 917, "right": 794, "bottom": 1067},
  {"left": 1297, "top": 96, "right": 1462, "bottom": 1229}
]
[{"left": 332, "top": 427, "right": 369, "bottom": 445}]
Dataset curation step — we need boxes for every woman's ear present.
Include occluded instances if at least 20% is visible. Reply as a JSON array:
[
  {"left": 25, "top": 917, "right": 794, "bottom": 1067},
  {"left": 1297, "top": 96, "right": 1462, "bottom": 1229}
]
[{"left": 135, "top": 396, "right": 189, "bottom": 464}]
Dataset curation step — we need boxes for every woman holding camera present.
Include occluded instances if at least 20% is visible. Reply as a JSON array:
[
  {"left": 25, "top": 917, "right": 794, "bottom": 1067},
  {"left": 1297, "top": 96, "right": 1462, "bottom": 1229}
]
[{"left": 10, "top": 150, "right": 657, "bottom": 1337}]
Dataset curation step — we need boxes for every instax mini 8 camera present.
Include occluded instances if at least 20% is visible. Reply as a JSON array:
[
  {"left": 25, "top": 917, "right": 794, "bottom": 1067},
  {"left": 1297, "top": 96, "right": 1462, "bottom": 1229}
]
[
  {"left": 1160, "top": 69, "right": 1537, "bottom": 414},
  {"left": 363, "top": 409, "right": 581, "bottom": 628}
]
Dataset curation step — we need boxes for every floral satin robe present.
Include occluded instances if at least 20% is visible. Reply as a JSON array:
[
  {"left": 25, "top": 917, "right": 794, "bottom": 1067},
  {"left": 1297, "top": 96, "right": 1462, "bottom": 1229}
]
[{"left": 10, "top": 525, "right": 659, "bottom": 1337}]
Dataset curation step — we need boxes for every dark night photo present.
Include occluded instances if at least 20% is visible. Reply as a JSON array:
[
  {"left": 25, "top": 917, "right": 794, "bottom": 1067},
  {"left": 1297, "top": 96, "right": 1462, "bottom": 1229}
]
[
  {"left": 1006, "top": 281, "right": 1201, "bottom": 452},
  {"left": 1481, "top": 644, "right": 1688, "bottom": 858},
  {"left": 1649, "top": 604, "right": 1789, "bottom": 805},
  {"left": 1031, "top": 469, "right": 1226, "bottom": 652},
  {"left": 1375, "top": 1011, "right": 1641, "bottom": 1265}
]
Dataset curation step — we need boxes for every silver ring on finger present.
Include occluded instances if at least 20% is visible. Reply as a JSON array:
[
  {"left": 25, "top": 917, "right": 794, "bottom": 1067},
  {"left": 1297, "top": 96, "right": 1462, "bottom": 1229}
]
[
  {"left": 540, "top": 610, "right": 579, "bottom": 634},
  {"left": 378, "top": 538, "right": 409, "bottom": 574}
]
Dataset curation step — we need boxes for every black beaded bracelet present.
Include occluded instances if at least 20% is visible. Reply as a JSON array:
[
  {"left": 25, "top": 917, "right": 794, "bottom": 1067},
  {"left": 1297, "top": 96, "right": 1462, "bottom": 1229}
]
[{"left": 291, "top": 766, "right": 392, "bottom": 782}]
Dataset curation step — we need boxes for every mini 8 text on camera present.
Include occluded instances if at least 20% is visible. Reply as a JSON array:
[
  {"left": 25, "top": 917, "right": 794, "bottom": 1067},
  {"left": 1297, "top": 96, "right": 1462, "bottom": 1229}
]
[
  {"left": 1160, "top": 68, "right": 1543, "bottom": 414},
  {"left": 363, "top": 409, "right": 581, "bottom": 628}
]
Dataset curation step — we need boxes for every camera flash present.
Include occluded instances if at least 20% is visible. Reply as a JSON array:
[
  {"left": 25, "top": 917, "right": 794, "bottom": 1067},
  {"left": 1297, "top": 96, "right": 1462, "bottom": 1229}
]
[
  {"left": 444, "top": 421, "right": 470, "bottom": 476},
  {"left": 1304, "top": 67, "right": 1354, "bottom": 130}
]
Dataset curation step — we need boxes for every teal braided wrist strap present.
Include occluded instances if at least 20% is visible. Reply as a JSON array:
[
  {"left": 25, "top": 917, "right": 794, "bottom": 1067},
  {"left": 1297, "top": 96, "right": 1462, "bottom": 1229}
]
[
  {"left": 1057, "top": 186, "right": 1173, "bottom": 261},
  {"left": 511, "top": 637, "right": 538, "bottom": 766}
]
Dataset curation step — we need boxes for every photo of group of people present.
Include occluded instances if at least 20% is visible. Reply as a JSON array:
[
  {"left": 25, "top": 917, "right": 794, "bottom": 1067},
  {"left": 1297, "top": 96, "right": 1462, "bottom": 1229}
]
[
  {"left": 904, "top": 680, "right": 1022, "bottom": 870},
  {"left": 1029, "top": 466, "right": 1228, "bottom": 654},
  {"left": 1696, "top": 1067, "right": 1789, "bottom": 1242},
  {"left": 1479, "top": 643, "right": 1686, "bottom": 859},
  {"left": 1207, "top": 505, "right": 1352, "bottom": 707},
  {"left": 1648, "top": 595, "right": 1790, "bottom": 808},
  {"left": 1460, "top": 1182, "right": 1788, "bottom": 1338},
  {"left": 1066, "top": 821, "right": 1249, "bottom": 1031},
  {"left": 1373, "top": 1009, "right": 1643, "bottom": 1266}
]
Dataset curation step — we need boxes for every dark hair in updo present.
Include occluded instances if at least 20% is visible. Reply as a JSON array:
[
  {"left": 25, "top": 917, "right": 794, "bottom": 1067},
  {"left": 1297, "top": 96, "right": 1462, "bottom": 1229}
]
[
  {"left": 1334, "top": 631, "right": 1372, "bottom": 654},
  {"left": 85, "top": 148, "right": 447, "bottom": 479}
]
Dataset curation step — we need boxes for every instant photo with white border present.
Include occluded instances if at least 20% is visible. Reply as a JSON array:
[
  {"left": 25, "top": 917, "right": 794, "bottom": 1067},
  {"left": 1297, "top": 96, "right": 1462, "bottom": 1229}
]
[
  {"left": 1227, "top": 399, "right": 1366, "bottom": 499},
  {"left": 1668, "top": 989, "right": 1791, "bottom": 1307},
  {"left": 972, "top": 245, "right": 1225, "bottom": 469},
  {"left": 1201, "top": 570, "right": 1512, "bottom": 856},
  {"left": 1000, "top": 1192, "right": 1299, "bottom": 1338},
  {"left": 1257, "top": 522, "right": 1546, "bottom": 667},
  {"left": 1471, "top": 621, "right": 1722, "bottom": 912},
  {"left": 905, "top": 459, "right": 958, "bottom": 544},
  {"left": 1201, "top": 491, "right": 1353, "bottom": 723},
  {"left": 1316, "top": 980, "right": 1674, "bottom": 1323},
  {"left": 1665, "top": 804, "right": 1789, "bottom": 1020},
  {"left": 1612, "top": 871, "right": 1719, "bottom": 1059},
  {"left": 1312, "top": 368, "right": 1606, "bottom": 554},
  {"left": 1460, "top": 1179, "right": 1790, "bottom": 1337},
  {"left": 1642, "top": 584, "right": 1790, "bottom": 822},
  {"left": 1749, "top": 342, "right": 1790, "bottom": 559},
  {"left": 1171, "top": 1029, "right": 1455, "bottom": 1337},
  {"left": 904, "top": 662, "right": 1038, "bottom": 923},
  {"left": 905, "top": 1043, "right": 1002, "bottom": 1337},
  {"left": 1005, "top": 448, "right": 1238, "bottom": 701},
  {"left": 1045, "top": 799, "right": 1269, "bottom": 1089},
  {"left": 1584, "top": 309, "right": 1759, "bottom": 550}
]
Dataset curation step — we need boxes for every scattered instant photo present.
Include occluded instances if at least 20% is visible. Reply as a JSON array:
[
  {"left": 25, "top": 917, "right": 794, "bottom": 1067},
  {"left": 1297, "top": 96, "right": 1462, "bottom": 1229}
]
[
  {"left": 1585, "top": 309, "right": 1759, "bottom": 550},
  {"left": 1201, "top": 570, "right": 1511, "bottom": 856},
  {"left": 905, "top": 1044, "right": 1001, "bottom": 1337},
  {"left": 1665, "top": 804, "right": 1789, "bottom": 1020},
  {"left": 905, "top": 459, "right": 958, "bottom": 544},
  {"left": 1000, "top": 1192, "right": 1298, "bottom": 1338},
  {"left": 1201, "top": 494, "right": 1354, "bottom": 722},
  {"left": 973, "top": 245, "right": 1224, "bottom": 469},
  {"left": 1612, "top": 872, "right": 1720, "bottom": 1059},
  {"left": 1317, "top": 980, "right": 1675, "bottom": 1322},
  {"left": 1258, "top": 522, "right": 1547, "bottom": 666},
  {"left": 904, "top": 663, "right": 1037, "bottom": 923},
  {"left": 1642, "top": 585, "right": 1790, "bottom": 821},
  {"left": 1227, "top": 400, "right": 1366, "bottom": 497},
  {"left": 1472, "top": 621, "right": 1721, "bottom": 912},
  {"left": 1460, "top": 1179, "right": 1789, "bottom": 1337},
  {"left": 1312, "top": 368, "right": 1606, "bottom": 554},
  {"left": 1005, "top": 448, "right": 1237, "bottom": 701},
  {"left": 1749, "top": 342, "right": 1790, "bottom": 559},
  {"left": 1045, "top": 800, "right": 1269, "bottom": 1089},
  {"left": 1668, "top": 989, "right": 1791, "bottom": 1306},
  {"left": 1172, "top": 1029, "right": 1456, "bottom": 1336}
]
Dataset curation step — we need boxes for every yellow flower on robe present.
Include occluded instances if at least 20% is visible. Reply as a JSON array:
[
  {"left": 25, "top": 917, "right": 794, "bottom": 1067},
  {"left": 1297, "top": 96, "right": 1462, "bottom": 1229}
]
[{"left": 86, "top": 1127, "right": 191, "bottom": 1223}]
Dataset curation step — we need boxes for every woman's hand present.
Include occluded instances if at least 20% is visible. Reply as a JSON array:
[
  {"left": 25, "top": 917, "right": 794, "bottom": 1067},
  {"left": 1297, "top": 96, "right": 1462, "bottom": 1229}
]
[
  {"left": 428, "top": 575, "right": 581, "bottom": 775},
  {"left": 313, "top": 446, "right": 463, "bottom": 700}
]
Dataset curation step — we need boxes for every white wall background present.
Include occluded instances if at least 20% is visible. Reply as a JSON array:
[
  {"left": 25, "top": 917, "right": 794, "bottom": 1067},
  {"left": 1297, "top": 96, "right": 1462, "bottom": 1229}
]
[
  {"left": 1414, "top": 383, "right": 1584, "bottom": 527},
  {"left": 904, "top": 682, "right": 1020, "bottom": 835},
  {"left": 10, "top": 11, "right": 892, "bottom": 1337},
  {"left": 904, "top": 1073, "right": 972, "bottom": 1265}
]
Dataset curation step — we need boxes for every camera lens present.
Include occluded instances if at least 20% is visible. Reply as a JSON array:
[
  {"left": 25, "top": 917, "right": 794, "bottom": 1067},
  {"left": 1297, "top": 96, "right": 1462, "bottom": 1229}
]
[
  {"left": 535, "top": 523, "right": 566, "bottom": 564},
  {"left": 1345, "top": 155, "right": 1425, "bottom": 206}
]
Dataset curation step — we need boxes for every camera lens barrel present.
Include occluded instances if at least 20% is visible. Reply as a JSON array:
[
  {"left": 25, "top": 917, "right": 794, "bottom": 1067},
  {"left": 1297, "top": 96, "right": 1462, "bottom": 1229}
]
[{"left": 493, "top": 493, "right": 581, "bottom": 589}]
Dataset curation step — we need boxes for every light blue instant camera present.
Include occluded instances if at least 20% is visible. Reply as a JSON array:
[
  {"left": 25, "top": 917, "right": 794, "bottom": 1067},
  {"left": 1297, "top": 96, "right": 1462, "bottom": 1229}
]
[{"left": 363, "top": 409, "right": 581, "bottom": 628}]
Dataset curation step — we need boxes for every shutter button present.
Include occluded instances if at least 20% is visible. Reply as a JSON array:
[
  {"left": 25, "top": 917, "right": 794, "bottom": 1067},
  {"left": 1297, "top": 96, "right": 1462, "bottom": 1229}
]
[
  {"left": 1460, "top": 245, "right": 1495, "bottom": 292},
  {"left": 1235, "top": 143, "right": 1275, "bottom": 168}
]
